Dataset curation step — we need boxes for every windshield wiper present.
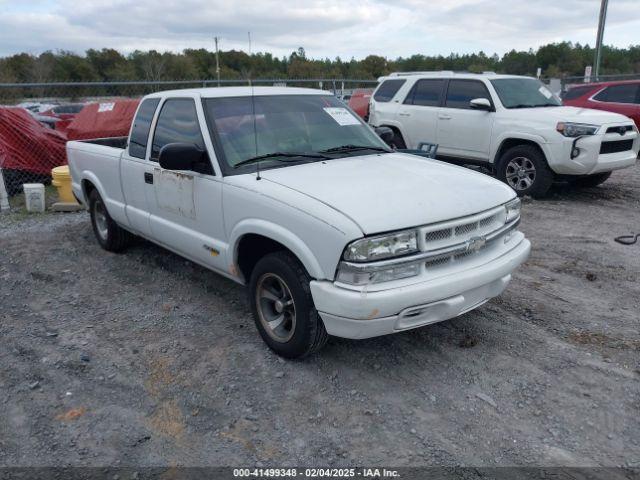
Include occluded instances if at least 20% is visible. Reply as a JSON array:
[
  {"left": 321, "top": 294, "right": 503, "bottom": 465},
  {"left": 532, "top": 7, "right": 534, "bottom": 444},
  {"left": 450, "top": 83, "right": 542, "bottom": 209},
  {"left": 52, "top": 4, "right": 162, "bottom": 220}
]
[
  {"left": 234, "top": 152, "right": 330, "bottom": 168},
  {"left": 319, "top": 144, "right": 391, "bottom": 154}
]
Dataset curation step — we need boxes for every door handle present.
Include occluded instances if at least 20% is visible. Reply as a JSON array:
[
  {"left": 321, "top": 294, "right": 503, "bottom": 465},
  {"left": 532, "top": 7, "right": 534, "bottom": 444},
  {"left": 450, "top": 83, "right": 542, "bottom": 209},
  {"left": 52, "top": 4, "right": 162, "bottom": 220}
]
[
  {"left": 144, "top": 172, "right": 154, "bottom": 184},
  {"left": 438, "top": 114, "right": 452, "bottom": 120}
]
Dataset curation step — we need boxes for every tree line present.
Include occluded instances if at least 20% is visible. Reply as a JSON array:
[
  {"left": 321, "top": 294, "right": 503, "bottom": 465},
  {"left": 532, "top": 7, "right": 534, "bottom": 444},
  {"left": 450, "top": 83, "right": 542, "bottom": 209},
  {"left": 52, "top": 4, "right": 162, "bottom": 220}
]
[{"left": 1, "top": 42, "right": 639, "bottom": 83}]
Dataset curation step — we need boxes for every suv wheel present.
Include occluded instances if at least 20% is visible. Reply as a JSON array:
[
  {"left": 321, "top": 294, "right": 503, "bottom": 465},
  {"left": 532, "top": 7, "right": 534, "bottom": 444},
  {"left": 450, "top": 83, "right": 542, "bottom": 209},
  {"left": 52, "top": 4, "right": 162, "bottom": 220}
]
[
  {"left": 88, "top": 189, "right": 133, "bottom": 252},
  {"left": 497, "top": 145, "right": 554, "bottom": 198},
  {"left": 572, "top": 171, "right": 612, "bottom": 188},
  {"left": 249, "top": 251, "right": 329, "bottom": 359},
  {"left": 388, "top": 130, "right": 406, "bottom": 150}
]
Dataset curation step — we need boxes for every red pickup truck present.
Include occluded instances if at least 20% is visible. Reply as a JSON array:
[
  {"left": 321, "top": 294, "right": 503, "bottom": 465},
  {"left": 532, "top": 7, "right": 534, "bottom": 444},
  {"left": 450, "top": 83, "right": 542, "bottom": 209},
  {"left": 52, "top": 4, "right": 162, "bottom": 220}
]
[{"left": 563, "top": 80, "right": 640, "bottom": 130}]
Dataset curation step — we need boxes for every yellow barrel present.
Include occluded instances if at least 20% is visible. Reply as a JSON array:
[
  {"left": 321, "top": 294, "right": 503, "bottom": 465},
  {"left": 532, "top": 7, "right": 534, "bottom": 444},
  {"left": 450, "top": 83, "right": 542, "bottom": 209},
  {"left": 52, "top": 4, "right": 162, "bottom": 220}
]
[{"left": 51, "top": 165, "right": 78, "bottom": 204}]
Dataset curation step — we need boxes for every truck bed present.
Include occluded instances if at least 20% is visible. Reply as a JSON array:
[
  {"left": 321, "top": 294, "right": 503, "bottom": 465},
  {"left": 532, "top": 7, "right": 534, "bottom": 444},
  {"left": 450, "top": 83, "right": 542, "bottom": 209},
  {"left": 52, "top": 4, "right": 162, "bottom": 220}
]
[
  {"left": 77, "top": 136, "right": 128, "bottom": 149},
  {"left": 66, "top": 137, "right": 128, "bottom": 211}
]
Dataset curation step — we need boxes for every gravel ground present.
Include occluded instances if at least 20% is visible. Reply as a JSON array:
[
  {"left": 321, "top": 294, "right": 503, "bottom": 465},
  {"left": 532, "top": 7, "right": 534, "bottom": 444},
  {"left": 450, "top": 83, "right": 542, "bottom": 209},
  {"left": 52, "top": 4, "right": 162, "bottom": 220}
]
[{"left": 0, "top": 166, "right": 638, "bottom": 469}]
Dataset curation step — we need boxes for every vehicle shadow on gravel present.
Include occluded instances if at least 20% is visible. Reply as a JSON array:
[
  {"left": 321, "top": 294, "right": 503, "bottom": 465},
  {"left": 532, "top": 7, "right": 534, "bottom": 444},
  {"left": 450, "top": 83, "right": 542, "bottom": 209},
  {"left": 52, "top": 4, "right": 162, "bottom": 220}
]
[
  {"left": 539, "top": 179, "right": 637, "bottom": 203},
  {"left": 125, "top": 233, "right": 485, "bottom": 361}
]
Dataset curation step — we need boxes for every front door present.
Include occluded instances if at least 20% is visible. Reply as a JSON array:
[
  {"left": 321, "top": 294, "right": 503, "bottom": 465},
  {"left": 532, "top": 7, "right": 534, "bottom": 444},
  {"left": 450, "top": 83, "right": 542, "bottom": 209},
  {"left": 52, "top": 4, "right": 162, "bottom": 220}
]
[
  {"left": 437, "top": 79, "right": 495, "bottom": 161},
  {"left": 145, "top": 97, "right": 227, "bottom": 272}
]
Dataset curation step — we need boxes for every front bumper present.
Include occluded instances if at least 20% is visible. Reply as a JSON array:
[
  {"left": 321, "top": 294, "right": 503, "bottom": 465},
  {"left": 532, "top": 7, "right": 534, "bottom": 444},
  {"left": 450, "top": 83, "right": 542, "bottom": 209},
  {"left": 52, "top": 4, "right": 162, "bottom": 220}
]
[
  {"left": 310, "top": 237, "right": 531, "bottom": 339},
  {"left": 546, "top": 125, "right": 639, "bottom": 175}
]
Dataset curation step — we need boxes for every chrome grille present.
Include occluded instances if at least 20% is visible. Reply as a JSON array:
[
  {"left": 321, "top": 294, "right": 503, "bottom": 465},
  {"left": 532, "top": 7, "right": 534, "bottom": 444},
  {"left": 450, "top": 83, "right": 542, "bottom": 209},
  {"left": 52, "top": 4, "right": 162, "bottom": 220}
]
[
  {"left": 422, "top": 207, "right": 509, "bottom": 270},
  {"left": 424, "top": 255, "right": 451, "bottom": 269},
  {"left": 425, "top": 228, "right": 452, "bottom": 242},
  {"left": 455, "top": 222, "right": 477, "bottom": 235},
  {"left": 422, "top": 208, "right": 505, "bottom": 251}
]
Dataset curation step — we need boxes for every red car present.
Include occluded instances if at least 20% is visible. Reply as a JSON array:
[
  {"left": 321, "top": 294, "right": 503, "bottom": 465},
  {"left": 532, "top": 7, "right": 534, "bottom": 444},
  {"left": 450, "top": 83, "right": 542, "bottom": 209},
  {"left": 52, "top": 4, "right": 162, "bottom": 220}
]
[
  {"left": 563, "top": 80, "right": 640, "bottom": 129},
  {"left": 348, "top": 88, "right": 374, "bottom": 120}
]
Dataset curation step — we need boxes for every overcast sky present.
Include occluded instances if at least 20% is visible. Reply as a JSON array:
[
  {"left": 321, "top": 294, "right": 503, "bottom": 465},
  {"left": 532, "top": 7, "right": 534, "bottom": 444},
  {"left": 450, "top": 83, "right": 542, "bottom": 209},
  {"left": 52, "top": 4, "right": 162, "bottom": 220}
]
[{"left": 0, "top": 0, "right": 638, "bottom": 59}]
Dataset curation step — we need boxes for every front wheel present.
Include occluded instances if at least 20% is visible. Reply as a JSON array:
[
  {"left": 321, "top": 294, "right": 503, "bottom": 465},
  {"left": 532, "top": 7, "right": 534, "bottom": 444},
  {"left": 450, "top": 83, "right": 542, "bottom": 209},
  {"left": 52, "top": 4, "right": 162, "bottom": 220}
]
[
  {"left": 571, "top": 171, "right": 612, "bottom": 188},
  {"left": 249, "top": 251, "right": 329, "bottom": 359},
  {"left": 496, "top": 145, "right": 554, "bottom": 198},
  {"left": 387, "top": 130, "right": 406, "bottom": 150}
]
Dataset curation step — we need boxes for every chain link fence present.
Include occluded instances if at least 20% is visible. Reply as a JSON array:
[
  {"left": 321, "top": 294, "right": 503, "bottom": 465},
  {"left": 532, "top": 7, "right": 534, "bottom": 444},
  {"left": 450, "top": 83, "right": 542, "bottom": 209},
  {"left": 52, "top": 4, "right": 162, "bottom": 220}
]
[{"left": 0, "top": 78, "right": 377, "bottom": 210}]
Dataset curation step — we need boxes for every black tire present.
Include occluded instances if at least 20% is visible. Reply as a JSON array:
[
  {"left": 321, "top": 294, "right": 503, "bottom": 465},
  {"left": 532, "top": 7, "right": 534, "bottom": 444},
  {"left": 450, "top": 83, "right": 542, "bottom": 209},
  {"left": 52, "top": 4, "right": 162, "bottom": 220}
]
[
  {"left": 387, "top": 129, "right": 406, "bottom": 150},
  {"left": 572, "top": 171, "right": 612, "bottom": 188},
  {"left": 496, "top": 144, "right": 554, "bottom": 198},
  {"left": 249, "top": 251, "right": 329, "bottom": 359},
  {"left": 88, "top": 189, "right": 132, "bottom": 252}
]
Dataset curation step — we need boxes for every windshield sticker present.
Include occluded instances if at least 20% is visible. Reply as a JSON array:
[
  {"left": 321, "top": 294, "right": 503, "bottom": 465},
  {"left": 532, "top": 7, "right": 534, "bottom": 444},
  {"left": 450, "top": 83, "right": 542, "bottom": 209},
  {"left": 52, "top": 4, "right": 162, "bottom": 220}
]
[
  {"left": 98, "top": 102, "right": 115, "bottom": 112},
  {"left": 538, "top": 86, "right": 553, "bottom": 99},
  {"left": 323, "top": 107, "right": 360, "bottom": 126}
]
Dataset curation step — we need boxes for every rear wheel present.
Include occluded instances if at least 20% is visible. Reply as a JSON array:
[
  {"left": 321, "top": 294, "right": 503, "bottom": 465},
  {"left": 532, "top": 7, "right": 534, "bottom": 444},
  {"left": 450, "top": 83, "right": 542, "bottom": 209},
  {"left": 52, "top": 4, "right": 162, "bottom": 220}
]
[
  {"left": 249, "top": 251, "right": 329, "bottom": 359},
  {"left": 572, "top": 171, "right": 612, "bottom": 188},
  {"left": 88, "top": 189, "right": 132, "bottom": 252},
  {"left": 497, "top": 145, "right": 554, "bottom": 198}
]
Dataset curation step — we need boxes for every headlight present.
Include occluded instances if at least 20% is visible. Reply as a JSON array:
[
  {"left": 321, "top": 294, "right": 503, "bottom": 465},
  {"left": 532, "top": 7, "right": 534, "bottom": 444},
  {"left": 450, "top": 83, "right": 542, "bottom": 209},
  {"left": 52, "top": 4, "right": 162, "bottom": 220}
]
[
  {"left": 556, "top": 122, "right": 599, "bottom": 137},
  {"left": 343, "top": 229, "right": 418, "bottom": 262},
  {"left": 336, "top": 261, "right": 421, "bottom": 286},
  {"left": 505, "top": 197, "right": 521, "bottom": 223}
]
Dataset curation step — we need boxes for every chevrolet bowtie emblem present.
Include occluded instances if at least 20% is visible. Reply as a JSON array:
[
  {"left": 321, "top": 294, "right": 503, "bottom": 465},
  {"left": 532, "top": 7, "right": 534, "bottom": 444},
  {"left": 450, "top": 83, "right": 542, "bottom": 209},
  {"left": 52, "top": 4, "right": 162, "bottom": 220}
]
[{"left": 466, "top": 236, "right": 486, "bottom": 253}]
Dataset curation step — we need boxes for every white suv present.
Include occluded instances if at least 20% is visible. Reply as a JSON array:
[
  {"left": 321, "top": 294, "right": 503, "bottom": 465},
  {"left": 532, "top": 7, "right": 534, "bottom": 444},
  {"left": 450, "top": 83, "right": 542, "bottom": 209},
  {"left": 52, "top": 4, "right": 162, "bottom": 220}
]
[{"left": 369, "top": 72, "right": 639, "bottom": 197}]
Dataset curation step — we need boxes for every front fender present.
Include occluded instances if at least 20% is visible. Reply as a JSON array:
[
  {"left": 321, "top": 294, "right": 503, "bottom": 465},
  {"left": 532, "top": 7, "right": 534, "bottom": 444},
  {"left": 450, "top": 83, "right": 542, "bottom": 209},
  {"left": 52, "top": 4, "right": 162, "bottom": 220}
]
[
  {"left": 491, "top": 132, "right": 552, "bottom": 164},
  {"left": 228, "top": 219, "right": 326, "bottom": 280}
]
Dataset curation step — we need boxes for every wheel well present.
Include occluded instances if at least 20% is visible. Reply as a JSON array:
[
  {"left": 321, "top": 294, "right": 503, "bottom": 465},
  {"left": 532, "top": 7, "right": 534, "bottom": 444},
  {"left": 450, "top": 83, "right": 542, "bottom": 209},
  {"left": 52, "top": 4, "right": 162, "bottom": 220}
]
[
  {"left": 382, "top": 124, "right": 403, "bottom": 140},
  {"left": 495, "top": 139, "right": 546, "bottom": 165},
  {"left": 81, "top": 179, "right": 97, "bottom": 203},
  {"left": 236, "top": 234, "right": 294, "bottom": 283}
]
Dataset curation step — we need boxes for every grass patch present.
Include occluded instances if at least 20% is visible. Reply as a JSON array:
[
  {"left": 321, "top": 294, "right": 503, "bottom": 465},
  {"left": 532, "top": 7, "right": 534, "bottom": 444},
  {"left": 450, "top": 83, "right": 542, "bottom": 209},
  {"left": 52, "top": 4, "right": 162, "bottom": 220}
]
[{"left": 3, "top": 184, "right": 59, "bottom": 220}]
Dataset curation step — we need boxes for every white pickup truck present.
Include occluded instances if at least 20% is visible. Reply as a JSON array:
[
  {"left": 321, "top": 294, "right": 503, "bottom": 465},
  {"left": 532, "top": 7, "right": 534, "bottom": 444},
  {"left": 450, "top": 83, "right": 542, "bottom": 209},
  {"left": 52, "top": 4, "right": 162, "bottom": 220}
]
[
  {"left": 67, "top": 87, "right": 530, "bottom": 358},
  {"left": 369, "top": 72, "right": 639, "bottom": 197}
]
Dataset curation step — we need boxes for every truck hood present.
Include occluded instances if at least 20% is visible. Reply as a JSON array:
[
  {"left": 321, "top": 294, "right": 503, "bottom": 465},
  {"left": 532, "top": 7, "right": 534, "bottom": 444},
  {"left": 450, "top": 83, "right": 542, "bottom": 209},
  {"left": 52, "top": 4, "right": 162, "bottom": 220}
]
[
  {"left": 506, "top": 105, "right": 632, "bottom": 125},
  {"left": 258, "top": 153, "right": 515, "bottom": 234}
]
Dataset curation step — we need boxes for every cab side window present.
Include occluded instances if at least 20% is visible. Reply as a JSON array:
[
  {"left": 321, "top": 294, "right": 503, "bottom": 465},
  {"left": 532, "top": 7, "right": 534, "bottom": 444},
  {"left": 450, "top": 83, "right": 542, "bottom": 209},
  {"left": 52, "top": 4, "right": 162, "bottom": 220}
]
[
  {"left": 445, "top": 80, "right": 492, "bottom": 109},
  {"left": 150, "top": 99, "right": 206, "bottom": 161},
  {"left": 129, "top": 98, "right": 160, "bottom": 159}
]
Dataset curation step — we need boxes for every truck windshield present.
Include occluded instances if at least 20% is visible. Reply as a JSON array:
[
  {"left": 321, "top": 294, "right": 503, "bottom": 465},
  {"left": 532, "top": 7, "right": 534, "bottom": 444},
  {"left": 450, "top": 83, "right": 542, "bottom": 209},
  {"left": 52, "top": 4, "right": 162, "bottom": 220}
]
[
  {"left": 203, "top": 94, "right": 389, "bottom": 172},
  {"left": 490, "top": 78, "right": 561, "bottom": 109}
]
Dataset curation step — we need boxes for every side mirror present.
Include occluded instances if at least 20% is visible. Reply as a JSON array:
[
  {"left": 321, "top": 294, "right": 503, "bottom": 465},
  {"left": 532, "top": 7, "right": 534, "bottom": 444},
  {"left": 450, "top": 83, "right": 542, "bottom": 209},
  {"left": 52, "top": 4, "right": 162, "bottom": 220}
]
[
  {"left": 375, "top": 126, "right": 394, "bottom": 143},
  {"left": 469, "top": 98, "right": 493, "bottom": 111},
  {"left": 159, "top": 143, "right": 208, "bottom": 172}
]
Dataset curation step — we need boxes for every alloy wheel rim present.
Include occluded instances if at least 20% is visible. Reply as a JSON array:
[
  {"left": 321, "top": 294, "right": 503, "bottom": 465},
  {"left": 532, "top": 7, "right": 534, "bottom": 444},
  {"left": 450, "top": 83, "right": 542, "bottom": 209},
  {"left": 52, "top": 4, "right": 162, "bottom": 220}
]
[
  {"left": 93, "top": 200, "right": 109, "bottom": 240},
  {"left": 255, "top": 273, "right": 296, "bottom": 343},
  {"left": 505, "top": 156, "right": 536, "bottom": 191}
]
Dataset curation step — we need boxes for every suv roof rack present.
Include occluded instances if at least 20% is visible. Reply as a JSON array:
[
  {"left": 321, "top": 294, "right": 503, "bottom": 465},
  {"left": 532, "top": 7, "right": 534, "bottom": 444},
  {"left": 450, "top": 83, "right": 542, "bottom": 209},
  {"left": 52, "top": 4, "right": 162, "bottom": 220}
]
[{"left": 388, "top": 71, "right": 455, "bottom": 77}]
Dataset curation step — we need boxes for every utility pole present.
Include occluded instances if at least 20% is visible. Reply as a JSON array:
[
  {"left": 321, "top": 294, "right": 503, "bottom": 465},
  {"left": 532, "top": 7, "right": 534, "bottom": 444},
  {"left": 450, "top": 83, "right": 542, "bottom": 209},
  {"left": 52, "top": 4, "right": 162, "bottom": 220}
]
[
  {"left": 214, "top": 36, "right": 221, "bottom": 86},
  {"left": 594, "top": 0, "right": 609, "bottom": 81}
]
